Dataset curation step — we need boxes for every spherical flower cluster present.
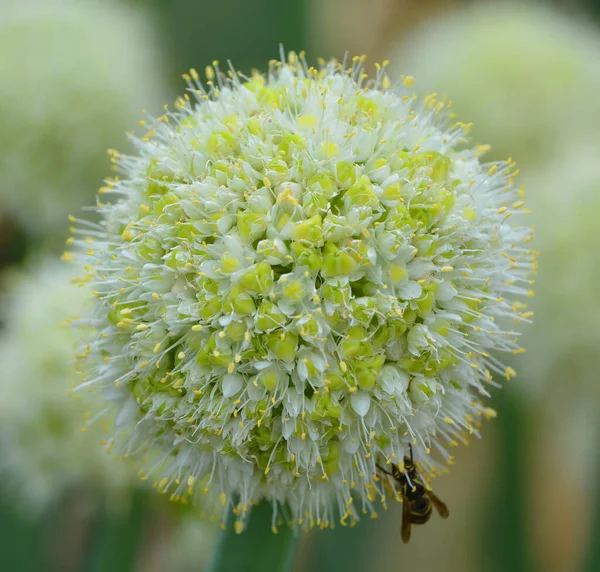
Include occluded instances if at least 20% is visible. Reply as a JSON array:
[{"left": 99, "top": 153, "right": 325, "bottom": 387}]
[
  {"left": 0, "top": 260, "right": 137, "bottom": 516},
  {"left": 390, "top": 2, "right": 600, "bottom": 168},
  {"left": 0, "top": 0, "right": 167, "bottom": 235},
  {"left": 73, "top": 53, "right": 535, "bottom": 530}
]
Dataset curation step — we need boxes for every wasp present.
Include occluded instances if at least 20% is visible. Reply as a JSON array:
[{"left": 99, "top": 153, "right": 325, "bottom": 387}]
[{"left": 376, "top": 446, "right": 449, "bottom": 543}]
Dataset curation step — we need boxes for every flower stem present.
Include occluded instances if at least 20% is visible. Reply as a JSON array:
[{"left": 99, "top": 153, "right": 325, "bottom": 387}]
[
  {"left": 207, "top": 501, "right": 299, "bottom": 572},
  {"left": 583, "top": 450, "right": 600, "bottom": 572},
  {"left": 481, "top": 389, "right": 534, "bottom": 572},
  {"left": 84, "top": 489, "right": 148, "bottom": 572},
  {"left": 0, "top": 498, "right": 47, "bottom": 572},
  {"left": 305, "top": 514, "right": 384, "bottom": 572}
]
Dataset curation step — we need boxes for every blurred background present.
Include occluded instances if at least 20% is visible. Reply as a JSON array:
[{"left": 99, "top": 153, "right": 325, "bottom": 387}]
[{"left": 1, "top": 0, "right": 599, "bottom": 570}]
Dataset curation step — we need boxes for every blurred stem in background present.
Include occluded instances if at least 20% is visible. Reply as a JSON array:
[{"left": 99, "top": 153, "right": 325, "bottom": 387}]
[
  {"left": 0, "top": 215, "right": 30, "bottom": 272},
  {"left": 583, "top": 452, "right": 600, "bottom": 572},
  {"left": 84, "top": 490, "right": 149, "bottom": 572},
  {"left": 481, "top": 388, "right": 534, "bottom": 572},
  {"left": 0, "top": 499, "right": 48, "bottom": 572},
  {"left": 303, "top": 514, "right": 385, "bottom": 572},
  {"left": 145, "top": 0, "right": 306, "bottom": 90},
  {"left": 589, "top": 0, "right": 600, "bottom": 17},
  {"left": 208, "top": 501, "right": 299, "bottom": 572}
]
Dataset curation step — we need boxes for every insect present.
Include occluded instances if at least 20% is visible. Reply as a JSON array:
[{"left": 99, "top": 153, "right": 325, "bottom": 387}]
[{"left": 376, "top": 446, "right": 449, "bottom": 543}]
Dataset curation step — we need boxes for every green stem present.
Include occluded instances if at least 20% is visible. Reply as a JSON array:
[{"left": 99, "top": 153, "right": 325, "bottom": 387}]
[
  {"left": 583, "top": 452, "right": 600, "bottom": 572},
  {"left": 480, "top": 388, "right": 534, "bottom": 572},
  {"left": 84, "top": 490, "right": 148, "bottom": 572},
  {"left": 207, "top": 501, "right": 299, "bottom": 572},
  {"left": 0, "top": 499, "right": 48, "bottom": 572},
  {"left": 305, "top": 514, "right": 385, "bottom": 572}
]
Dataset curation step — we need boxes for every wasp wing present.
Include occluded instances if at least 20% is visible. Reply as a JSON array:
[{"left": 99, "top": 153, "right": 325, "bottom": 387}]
[{"left": 427, "top": 490, "right": 449, "bottom": 519}]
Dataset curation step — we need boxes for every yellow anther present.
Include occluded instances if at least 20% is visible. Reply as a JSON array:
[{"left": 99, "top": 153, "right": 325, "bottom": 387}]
[{"left": 483, "top": 407, "right": 497, "bottom": 419}]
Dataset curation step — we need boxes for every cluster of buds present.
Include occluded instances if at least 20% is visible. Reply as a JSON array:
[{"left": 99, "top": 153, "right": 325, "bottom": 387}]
[{"left": 70, "top": 52, "right": 535, "bottom": 531}]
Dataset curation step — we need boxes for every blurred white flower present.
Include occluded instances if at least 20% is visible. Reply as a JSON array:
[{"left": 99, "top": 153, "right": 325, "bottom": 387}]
[
  {"left": 518, "top": 141, "right": 600, "bottom": 395},
  {"left": 509, "top": 140, "right": 600, "bottom": 486},
  {"left": 391, "top": 2, "right": 600, "bottom": 168},
  {"left": 0, "top": 260, "right": 137, "bottom": 516},
  {"left": 0, "top": 0, "right": 167, "bottom": 236}
]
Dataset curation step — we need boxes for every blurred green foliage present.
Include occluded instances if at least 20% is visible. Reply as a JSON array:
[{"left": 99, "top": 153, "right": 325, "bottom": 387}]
[
  {"left": 142, "top": 0, "right": 306, "bottom": 90},
  {"left": 0, "top": 217, "right": 30, "bottom": 270}
]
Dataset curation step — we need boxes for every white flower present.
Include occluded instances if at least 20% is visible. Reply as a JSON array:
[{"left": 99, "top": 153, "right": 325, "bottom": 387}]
[
  {"left": 71, "top": 53, "right": 535, "bottom": 531},
  {"left": 390, "top": 2, "right": 600, "bottom": 169},
  {"left": 0, "top": 0, "right": 167, "bottom": 235},
  {"left": 0, "top": 260, "right": 137, "bottom": 516}
]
